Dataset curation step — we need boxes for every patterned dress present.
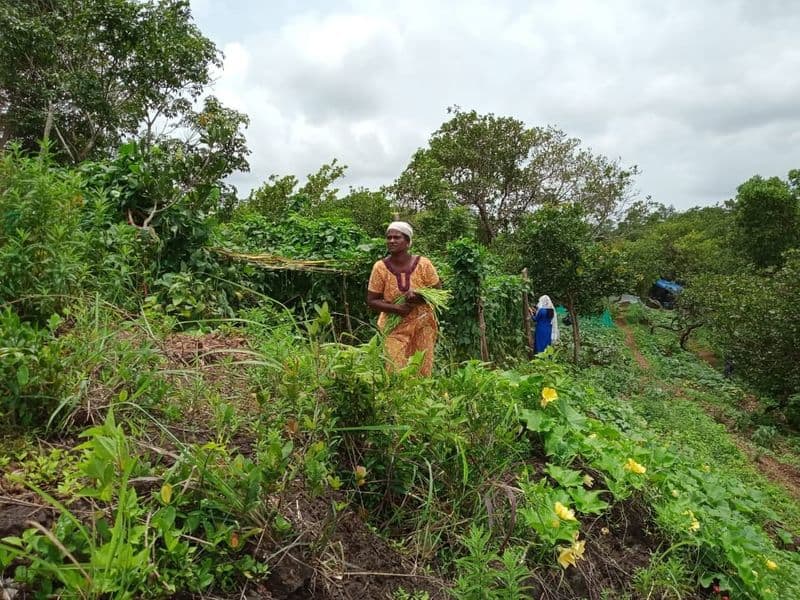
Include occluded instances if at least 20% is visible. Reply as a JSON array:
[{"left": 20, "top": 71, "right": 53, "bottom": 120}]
[{"left": 368, "top": 256, "right": 441, "bottom": 376}]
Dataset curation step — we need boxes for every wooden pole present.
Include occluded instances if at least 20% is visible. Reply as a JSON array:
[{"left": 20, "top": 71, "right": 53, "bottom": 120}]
[
  {"left": 342, "top": 275, "right": 353, "bottom": 338},
  {"left": 521, "top": 268, "right": 533, "bottom": 356},
  {"left": 477, "top": 294, "right": 489, "bottom": 362}
]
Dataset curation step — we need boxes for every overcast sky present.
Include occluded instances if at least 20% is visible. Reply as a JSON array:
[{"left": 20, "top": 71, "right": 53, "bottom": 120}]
[{"left": 188, "top": 0, "right": 800, "bottom": 210}]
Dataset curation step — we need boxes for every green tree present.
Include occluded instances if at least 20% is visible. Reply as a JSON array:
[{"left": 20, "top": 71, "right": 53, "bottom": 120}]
[
  {"left": 81, "top": 96, "right": 249, "bottom": 275},
  {"left": 732, "top": 174, "right": 799, "bottom": 269},
  {"left": 618, "top": 206, "right": 737, "bottom": 295},
  {"left": 316, "top": 187, "right": 395, "bottom": 237},
  {"left": 0, "top": 0, "right": 219, "bottom": 161},
  {"left": 513, "top": 206, "right": 630, "bottom": 362},
  {"left": 613, "top": 198, "right": 675, "bottom": 242},
  {"left": 685, "top": 251, "right": 800, "bottom": 410},
  {"left": 391, "top": 107, "right": 638, "bottom": 243},
  {"left": 245, "top": 160, "right": 347, "bottom": 221}
]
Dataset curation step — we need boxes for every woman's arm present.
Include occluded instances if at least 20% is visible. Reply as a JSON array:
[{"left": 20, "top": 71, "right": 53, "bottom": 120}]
[{"left": 367, "top": 291, "right": 412, "bottom": 316}]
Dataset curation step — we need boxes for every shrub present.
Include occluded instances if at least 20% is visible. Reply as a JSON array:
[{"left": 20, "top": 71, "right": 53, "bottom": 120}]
[
  {"left": 0, "top": 148, "right": 87, "bottom": 320},
  {"left": 0, "top": 309, "right": 63, "bottom": 426}
]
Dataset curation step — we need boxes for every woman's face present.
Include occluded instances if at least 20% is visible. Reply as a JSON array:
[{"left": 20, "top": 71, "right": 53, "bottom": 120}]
[{"left": 386, "top": 229, "right": 410, "bottom": 254}]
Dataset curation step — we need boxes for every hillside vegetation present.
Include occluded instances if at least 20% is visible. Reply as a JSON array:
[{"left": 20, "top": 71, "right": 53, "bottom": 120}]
[{"left": 2, "top": 2, "right": 800, "bottom": 599}]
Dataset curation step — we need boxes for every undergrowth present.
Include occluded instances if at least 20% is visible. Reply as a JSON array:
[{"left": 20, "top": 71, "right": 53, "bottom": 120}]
[{"left": 2, "top": 305, "right": 799, "bottom": 598}]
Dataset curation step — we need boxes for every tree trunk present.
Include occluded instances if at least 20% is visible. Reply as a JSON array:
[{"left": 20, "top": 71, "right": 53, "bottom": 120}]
[
  {"left": 567, "top": 297, "right": 580, "bottom": 363},
  {"left": 521, "top": 268, "right": 533, "bottom": 356},
  {"left": 475, "top": 203, "right": 494, "bottom": 244},
  {"left": 477, "top": 295, "right": 490, "bottom": 362},
  {"left": 43, "top": 102, "right": 54, "bottom": 143}
]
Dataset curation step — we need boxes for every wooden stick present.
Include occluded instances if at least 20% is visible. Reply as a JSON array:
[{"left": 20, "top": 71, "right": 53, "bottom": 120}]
[{"left": 521, "top": 268, "right": 533, "bottom": 356}]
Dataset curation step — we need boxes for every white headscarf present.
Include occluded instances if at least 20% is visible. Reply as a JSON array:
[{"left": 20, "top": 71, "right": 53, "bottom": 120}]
[
  {"left": 387, "top": 221, "right": 413, "bottom": 245},
  {"left": 537, "top": 294, "right": 560, "bottom": 343}
]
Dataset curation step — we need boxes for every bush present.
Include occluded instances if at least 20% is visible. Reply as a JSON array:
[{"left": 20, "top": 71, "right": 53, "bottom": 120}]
[
  {"left": 0, "top": 309, "right": 64, "bottom": 426},
  {"left": 685, "top": 251, "right": 800, "bottom": 411},
  {"left": 0, "top": 149, "right": 87, "bottom": 320}
]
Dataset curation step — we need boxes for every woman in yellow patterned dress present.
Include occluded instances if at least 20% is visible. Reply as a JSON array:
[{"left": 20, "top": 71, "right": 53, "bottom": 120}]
[{"left": 367, "top": 221, "right": 441, "bottom": 376}]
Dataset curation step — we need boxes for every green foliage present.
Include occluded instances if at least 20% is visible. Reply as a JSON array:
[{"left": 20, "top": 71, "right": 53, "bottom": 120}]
[
  {"left": 244, "top": 160, "right": 347, "bottom": 222},
  {"left": 483, "top": 273, "right": 528, "bottom": 361},
  {"left": 452, "top": 526, "right": 531, "bottom": 599},
  {"left": 391, "top": 107, "right": 637, "bottom": 243},
  {"left": 733, "top": 173, "right": 799, "bottom": 269},
  {"left": 684, "top": 250, "right": 800, "bottom": 403},
  {"left": 443, "top": 238, "right": 485, "bottom": 360},
  {"left": 513, "top": 205, "right": 630, "bottom": 361},
  {"left": 316, "top": 187, "right": 395, "bottom": 237},
  {"left": 0, "top": 0, "right": 219, "bottom": 162},
  {"left": 617, "top": 205, "right": 736, "bottom": 295},
  {"left": 0, "top": 310, "right": 64, "bottom": 426},
  {"left": 0, "top": 149, "right": 87, "bottom": 319},
  {"left": 412, "top": 204, "right": 478, "bottom": 251}
]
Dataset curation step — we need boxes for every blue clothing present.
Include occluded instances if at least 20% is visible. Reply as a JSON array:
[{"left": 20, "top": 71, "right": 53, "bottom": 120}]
[{"left": 533, "top": 308, "right": 554, "bottom": 353}]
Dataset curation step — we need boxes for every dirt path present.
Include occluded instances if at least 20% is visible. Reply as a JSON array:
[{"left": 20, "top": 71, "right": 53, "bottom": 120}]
[
  {"left": 615, "top": 319, "right": 650, "bottom": 370},
  {"left": 615, "top": 319, "right": 800, "bottom": 501}
]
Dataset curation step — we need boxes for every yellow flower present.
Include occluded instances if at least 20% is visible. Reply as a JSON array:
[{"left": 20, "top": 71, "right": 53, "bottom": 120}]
[
  {"left": 623, "top": 458, "right": 646, "bottom": 474},
  {"left": 701, "top": 464, "right": 711, "bottom": 473},
  {"left": 588, "top": 433, "right": 597, "bottom": 439},
  {"left": 557, "top": 539, "right": 586, "bottom": 569},
  {"left": 582, "top": 474, "right": 594, "bottom": 487},
  {"left": 541, "top": 387, "right": 558, "bottom": 408},
  {"left": 554, "top": 501, "right": 576, "bottom": 521},
  {"left": 671, "top": 489, "right": 679, "bottom": 498},
  {"left": 765, "top": 559, "right": 778, "bottom": 571},
  {"left": 683, "top": 510, "right": 700, "bottom": 532}
]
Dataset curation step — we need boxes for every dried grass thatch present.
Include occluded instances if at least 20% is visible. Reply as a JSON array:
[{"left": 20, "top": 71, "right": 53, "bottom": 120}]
[{"left": 213, "top": 248, "right": 346, "bottom": 273}]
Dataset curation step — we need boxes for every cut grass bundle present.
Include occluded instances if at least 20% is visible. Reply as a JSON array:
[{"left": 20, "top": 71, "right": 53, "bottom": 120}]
[
  {"left": 383, "top": 287, "right": 452, "bottom": 334},
  {"left": 214, "top": 248, "right": 345, "bottom": 273}
]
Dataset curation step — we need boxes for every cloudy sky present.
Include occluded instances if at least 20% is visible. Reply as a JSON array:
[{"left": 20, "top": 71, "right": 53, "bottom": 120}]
[{"left": 188, "top": 0, "right": 800, "bottom": 210}]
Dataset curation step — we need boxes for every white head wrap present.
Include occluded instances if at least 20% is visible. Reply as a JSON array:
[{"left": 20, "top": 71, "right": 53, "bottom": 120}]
[
  {"left": 387, "top": 221, "right": 413, "bottom": 244},
  {"left": 537, "top": 295, "right": 560, "bottom": 344}
]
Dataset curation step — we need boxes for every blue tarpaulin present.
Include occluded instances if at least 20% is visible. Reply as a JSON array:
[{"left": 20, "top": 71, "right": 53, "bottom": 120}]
[{"left": 654, "top": 279, "right": 683, "bottom": 294}]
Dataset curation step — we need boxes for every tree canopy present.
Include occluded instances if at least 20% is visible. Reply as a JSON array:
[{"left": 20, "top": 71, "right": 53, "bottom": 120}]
[
  {"left": 0, "top": 0, "right": 219, "bottom": 161},
  {"left": 391, "top": 107, "right": 638, "bottom": 243},
  {"left": 732, "top": 173, "right": 799, "bottom": 269}
]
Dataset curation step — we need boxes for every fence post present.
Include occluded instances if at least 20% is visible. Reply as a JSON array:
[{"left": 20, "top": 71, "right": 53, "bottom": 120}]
[
  {"left": 522, "top": 268, "right": 533, "bottom": 356},
  {"left": 477, "top": 294, "right": 489, "bottom": 362}
]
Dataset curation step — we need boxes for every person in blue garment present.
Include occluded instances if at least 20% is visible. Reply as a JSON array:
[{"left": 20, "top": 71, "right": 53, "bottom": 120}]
[{"left": 532, "top": 294, "right": 559, "bottom": 353}]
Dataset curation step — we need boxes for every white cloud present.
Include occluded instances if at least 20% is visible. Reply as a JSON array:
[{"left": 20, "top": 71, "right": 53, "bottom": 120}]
[{"left": 192, "top": 0, "right": 800, "bottom": 208}]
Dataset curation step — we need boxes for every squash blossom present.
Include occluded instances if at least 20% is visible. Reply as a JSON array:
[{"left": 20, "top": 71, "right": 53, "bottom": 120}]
[
  {"left": 540, "top": 387, "right": 558, "bottom": 408},
  {"left": 765, "top": 559, "right": 778, "bottom": 571},
  {"left": 554, "top": 501, "right": 577, "bottom": 521},
  {"left": 623, "top": 458, "right": 646, "bottom": 474},
  {"left": 557, "top": 539, "right": 586, "bottom": 569},
  {"left": 684, "top": 510, "right": 700, "bottom": 532}
]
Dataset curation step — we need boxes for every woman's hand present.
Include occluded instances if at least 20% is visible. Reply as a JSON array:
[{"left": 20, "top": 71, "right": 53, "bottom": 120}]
[
  {"left": 396, "top": 302, "right": 413, "bottom": 316},
  {"left": 406, "top": 288, "right": 425, "bottom": 304}
]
